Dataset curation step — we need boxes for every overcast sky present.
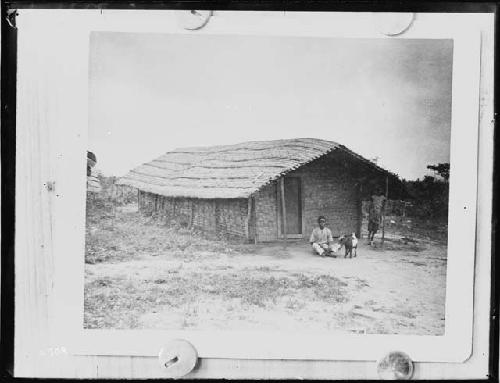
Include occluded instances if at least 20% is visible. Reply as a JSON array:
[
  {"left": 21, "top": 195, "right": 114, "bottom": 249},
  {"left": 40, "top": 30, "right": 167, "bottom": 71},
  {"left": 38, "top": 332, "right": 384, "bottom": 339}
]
[{"left": 88, "top": 32, "right": 453, "bottom": 181}]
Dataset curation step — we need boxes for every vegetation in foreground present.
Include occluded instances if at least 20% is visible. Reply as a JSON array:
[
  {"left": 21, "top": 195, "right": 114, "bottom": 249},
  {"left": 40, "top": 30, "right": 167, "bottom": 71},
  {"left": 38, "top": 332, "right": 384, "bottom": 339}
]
[
  {"left": 85, "top": 199, "right": 446, "bottom": 334},
  {"left": 84, "top": 166, "right": 448, "bottom": 333}
]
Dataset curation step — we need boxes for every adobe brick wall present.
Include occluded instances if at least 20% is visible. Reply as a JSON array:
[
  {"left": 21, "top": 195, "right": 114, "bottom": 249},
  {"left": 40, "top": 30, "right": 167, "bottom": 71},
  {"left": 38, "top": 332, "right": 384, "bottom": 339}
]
[
  {"left": 138, "top": 150, "right": 363, "bottom": 242},
  {"left": 192, "top": 199, "right": 216, "bottom": 236},
  {"left": 138, "top": 191, "right": 248, "bottom": 240},
  {"left": 215, "top": 199, "right": 248, "bottom": 239},
  {"left": 290, "top": 153, "right": 361, "bottom": 238},
  {"left": 254, "top": 182, "right": 279, "bottom": 242},
  {"left": 138, "top": 191, "right": 156, "bottom": 215},
  {"left": 253, "top": 151, "right": 362, "bottom": 241}
]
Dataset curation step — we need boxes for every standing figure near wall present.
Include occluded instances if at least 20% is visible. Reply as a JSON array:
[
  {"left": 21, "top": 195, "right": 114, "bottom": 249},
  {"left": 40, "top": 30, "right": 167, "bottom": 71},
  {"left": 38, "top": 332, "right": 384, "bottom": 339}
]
[{"left": 368, "top": 189, "right": 386, "bottom": 246}]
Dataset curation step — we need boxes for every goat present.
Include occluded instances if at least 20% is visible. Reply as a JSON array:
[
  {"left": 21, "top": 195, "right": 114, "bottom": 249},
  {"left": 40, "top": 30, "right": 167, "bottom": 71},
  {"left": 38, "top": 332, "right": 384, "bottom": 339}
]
[{"left": 339, "top": 233, "right": 358, "bottom": 258}]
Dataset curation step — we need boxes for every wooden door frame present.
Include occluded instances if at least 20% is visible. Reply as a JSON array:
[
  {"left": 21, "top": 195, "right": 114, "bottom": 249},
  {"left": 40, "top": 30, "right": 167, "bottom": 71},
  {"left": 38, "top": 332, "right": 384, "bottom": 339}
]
[{"left": 277, "top": 176, "right": 304, "bottom": 239}]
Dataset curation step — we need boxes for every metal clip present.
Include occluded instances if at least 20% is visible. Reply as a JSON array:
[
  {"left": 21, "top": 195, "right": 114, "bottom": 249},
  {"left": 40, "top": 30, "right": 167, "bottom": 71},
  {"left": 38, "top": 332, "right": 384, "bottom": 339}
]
[
  {"left": 158, "top": 339, "right": 198, "bottom": 378},
  {"left": 377, "top": 351, "right": 414, "bottom": 380},
  {"left": 374, "top": 13, "right": 415, "bottom": 37},
  {"left": 6, "top": 9, "right": 18, "bottom": 28},
  {"left": 179, "top": 10, "right": 213, "bottom": 31}
]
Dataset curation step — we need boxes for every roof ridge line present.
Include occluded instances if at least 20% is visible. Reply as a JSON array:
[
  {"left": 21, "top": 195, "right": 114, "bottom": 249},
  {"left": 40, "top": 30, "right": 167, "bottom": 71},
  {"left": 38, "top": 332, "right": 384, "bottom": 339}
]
[
  {"left": 170, "top": 137, "right": 338, "bottom": 152},
  {"left": 117, "top": 138, "right": 400, "bottom": 199}
]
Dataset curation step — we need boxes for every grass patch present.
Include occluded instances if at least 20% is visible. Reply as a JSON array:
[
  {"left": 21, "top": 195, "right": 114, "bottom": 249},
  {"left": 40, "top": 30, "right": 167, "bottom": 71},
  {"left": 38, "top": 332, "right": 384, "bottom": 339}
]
[
  {"left": 371, "top": 238, "right": 427, "bottom": 253},
  {"left": 84, "top": 271, "right": 351, "bottom": 329},
  {"left": 377, "top": 216, "right": 448, "bottom": 244},
  {"left": 85, "top": 202, "right": 256, "bottom": 264}
]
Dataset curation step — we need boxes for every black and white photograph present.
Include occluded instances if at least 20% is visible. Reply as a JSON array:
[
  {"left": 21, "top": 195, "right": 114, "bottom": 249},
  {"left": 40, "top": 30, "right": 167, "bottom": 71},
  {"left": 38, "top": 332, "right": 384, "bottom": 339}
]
[
  {"left": 84, "top": 32, "right": 453, "bottom": 335},
  {"left": 10, "top": 8, "right": 494, "bottom": 379}
]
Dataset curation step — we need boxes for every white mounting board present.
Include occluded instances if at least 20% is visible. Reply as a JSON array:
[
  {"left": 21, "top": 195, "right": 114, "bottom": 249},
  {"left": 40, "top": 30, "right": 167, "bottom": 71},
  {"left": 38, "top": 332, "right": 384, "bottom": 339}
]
[{"left": 13, "top": 10, "right": 493, "bottom": 379}]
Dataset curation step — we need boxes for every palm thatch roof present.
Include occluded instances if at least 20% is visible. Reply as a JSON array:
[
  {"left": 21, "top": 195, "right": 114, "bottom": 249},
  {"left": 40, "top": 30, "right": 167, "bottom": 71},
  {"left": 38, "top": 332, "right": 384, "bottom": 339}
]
[{"left": 116, "top": 138, "right": 398, "bottom": 199}]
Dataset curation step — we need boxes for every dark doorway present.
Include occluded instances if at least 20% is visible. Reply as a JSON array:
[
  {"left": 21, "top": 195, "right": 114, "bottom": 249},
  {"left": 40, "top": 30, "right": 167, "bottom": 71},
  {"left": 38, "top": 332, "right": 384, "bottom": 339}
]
[{"left": 282, "top": 177, "right": 302, "bottom": 236}]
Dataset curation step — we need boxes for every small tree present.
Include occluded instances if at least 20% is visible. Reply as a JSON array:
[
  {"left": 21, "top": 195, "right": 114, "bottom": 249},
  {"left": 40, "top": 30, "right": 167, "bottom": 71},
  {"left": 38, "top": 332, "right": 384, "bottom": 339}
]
[
  {"left": 405, "top": 163, "right": 449, "bottom": 220},
  {"left": 427, "top": 163, "right": 449, "bottom": 180}
]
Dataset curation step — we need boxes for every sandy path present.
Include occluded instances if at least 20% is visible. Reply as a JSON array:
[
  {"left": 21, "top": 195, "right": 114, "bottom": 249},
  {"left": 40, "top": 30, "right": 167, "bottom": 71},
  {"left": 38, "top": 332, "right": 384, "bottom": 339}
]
[{"left": 85, "top": 239, "right": 446, "bottom": 335}]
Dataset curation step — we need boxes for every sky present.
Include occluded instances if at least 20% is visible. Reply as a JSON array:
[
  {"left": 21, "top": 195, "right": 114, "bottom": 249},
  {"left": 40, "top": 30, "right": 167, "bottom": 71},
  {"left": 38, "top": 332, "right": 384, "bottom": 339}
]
[{"left": 88, "top": 32, "right": 453, "bottom": 181}]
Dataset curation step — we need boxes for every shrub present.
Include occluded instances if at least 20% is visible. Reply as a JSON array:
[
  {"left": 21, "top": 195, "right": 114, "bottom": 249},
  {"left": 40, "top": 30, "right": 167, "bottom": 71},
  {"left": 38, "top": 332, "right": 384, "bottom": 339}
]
[{"left": 404, "top": 176, "right": 449, "bottom": 220}]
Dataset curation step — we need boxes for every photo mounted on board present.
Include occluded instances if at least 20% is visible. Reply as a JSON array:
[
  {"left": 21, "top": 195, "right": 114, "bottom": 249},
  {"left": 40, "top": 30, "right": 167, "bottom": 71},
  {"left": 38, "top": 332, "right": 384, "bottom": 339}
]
[{"left": 84, "top": 32, "right": 453, "bottom": 336}]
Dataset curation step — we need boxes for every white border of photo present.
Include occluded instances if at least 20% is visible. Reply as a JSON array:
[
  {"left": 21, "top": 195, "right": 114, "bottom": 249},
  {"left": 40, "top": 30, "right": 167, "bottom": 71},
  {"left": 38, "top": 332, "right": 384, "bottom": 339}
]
[{"left": 15, "top": 10, "right": 486, "bottom": 363}]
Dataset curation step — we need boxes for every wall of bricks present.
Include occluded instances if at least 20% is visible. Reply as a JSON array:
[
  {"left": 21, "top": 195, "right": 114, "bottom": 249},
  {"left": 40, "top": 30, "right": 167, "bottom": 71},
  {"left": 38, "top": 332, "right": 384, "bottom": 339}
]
[
  {"left": 139, "top": 150, "right": 363, "bottom": 242},
  {"left": 254, "top": 182, "right": 279, "bottom": 242},
  {"left": 215, "top": 199, "right": 248, "bottom": 239},
  {"left": 138, "top": 191, "right": 248, "bottom": 240},
  {"left": 138, "top": 191, "right": 156, "bottom": 215},
  {"left": 192, "top": 199, "right": 217, "bottom": 236},
  {"left": 253, "top": 151, "right": 362, "bottom": 241},
  {"left": 290, "top": 152, "right": 361, "bottom": 238}
]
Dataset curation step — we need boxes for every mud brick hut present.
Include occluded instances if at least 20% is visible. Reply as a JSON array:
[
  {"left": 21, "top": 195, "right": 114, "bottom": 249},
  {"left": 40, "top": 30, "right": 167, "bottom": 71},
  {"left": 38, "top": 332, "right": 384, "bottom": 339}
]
[{"left": 117, "top": 138, "right": 401, "bottom": 242}]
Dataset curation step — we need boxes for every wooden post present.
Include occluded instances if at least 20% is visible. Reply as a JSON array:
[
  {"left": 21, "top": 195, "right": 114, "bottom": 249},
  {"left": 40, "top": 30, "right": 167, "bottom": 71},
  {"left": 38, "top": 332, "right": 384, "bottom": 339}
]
[
  {"left": 357, "top": 183, "right": 363, "bottom": 239},
  {"left": 190, "top": 200, "right": 195, "bottom": 229},
  {"left": 280, "top": 177, "right": 287, "bottom": 248},
  {"left": 246, "top": 196, "right": 252, "bottom": 242},
  {"left": 381, "top": 176, "right": 389, "bottom": 246},
  {"left": 253, "top": 197, "right": 258, "bottom": 245},
  {"left": 276, "top": 183, "right": 281, "bottom": 239},
  {"left": 111, "top": 180, "right": 116, "bottom": 230}
]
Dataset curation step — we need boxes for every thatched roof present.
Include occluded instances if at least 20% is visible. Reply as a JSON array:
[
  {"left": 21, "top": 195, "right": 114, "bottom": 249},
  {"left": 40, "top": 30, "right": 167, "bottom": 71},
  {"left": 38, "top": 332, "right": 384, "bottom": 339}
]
[{"left": 116, "top": 138, "right": 398, "bottom": 199}]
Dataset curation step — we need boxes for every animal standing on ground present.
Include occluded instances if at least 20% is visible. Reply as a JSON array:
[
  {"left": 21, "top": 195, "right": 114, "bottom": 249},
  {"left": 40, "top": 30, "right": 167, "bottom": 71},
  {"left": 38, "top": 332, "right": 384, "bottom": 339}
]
[{"left": 339, "top": 233, "right": 358, "bottom": 258}]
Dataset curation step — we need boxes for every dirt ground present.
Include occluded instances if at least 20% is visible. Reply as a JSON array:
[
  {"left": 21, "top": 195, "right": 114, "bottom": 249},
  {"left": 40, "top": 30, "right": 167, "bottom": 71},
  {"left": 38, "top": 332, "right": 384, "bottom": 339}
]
[{"left": 84, "top": 204, "right": 447, "bottom": 335}]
